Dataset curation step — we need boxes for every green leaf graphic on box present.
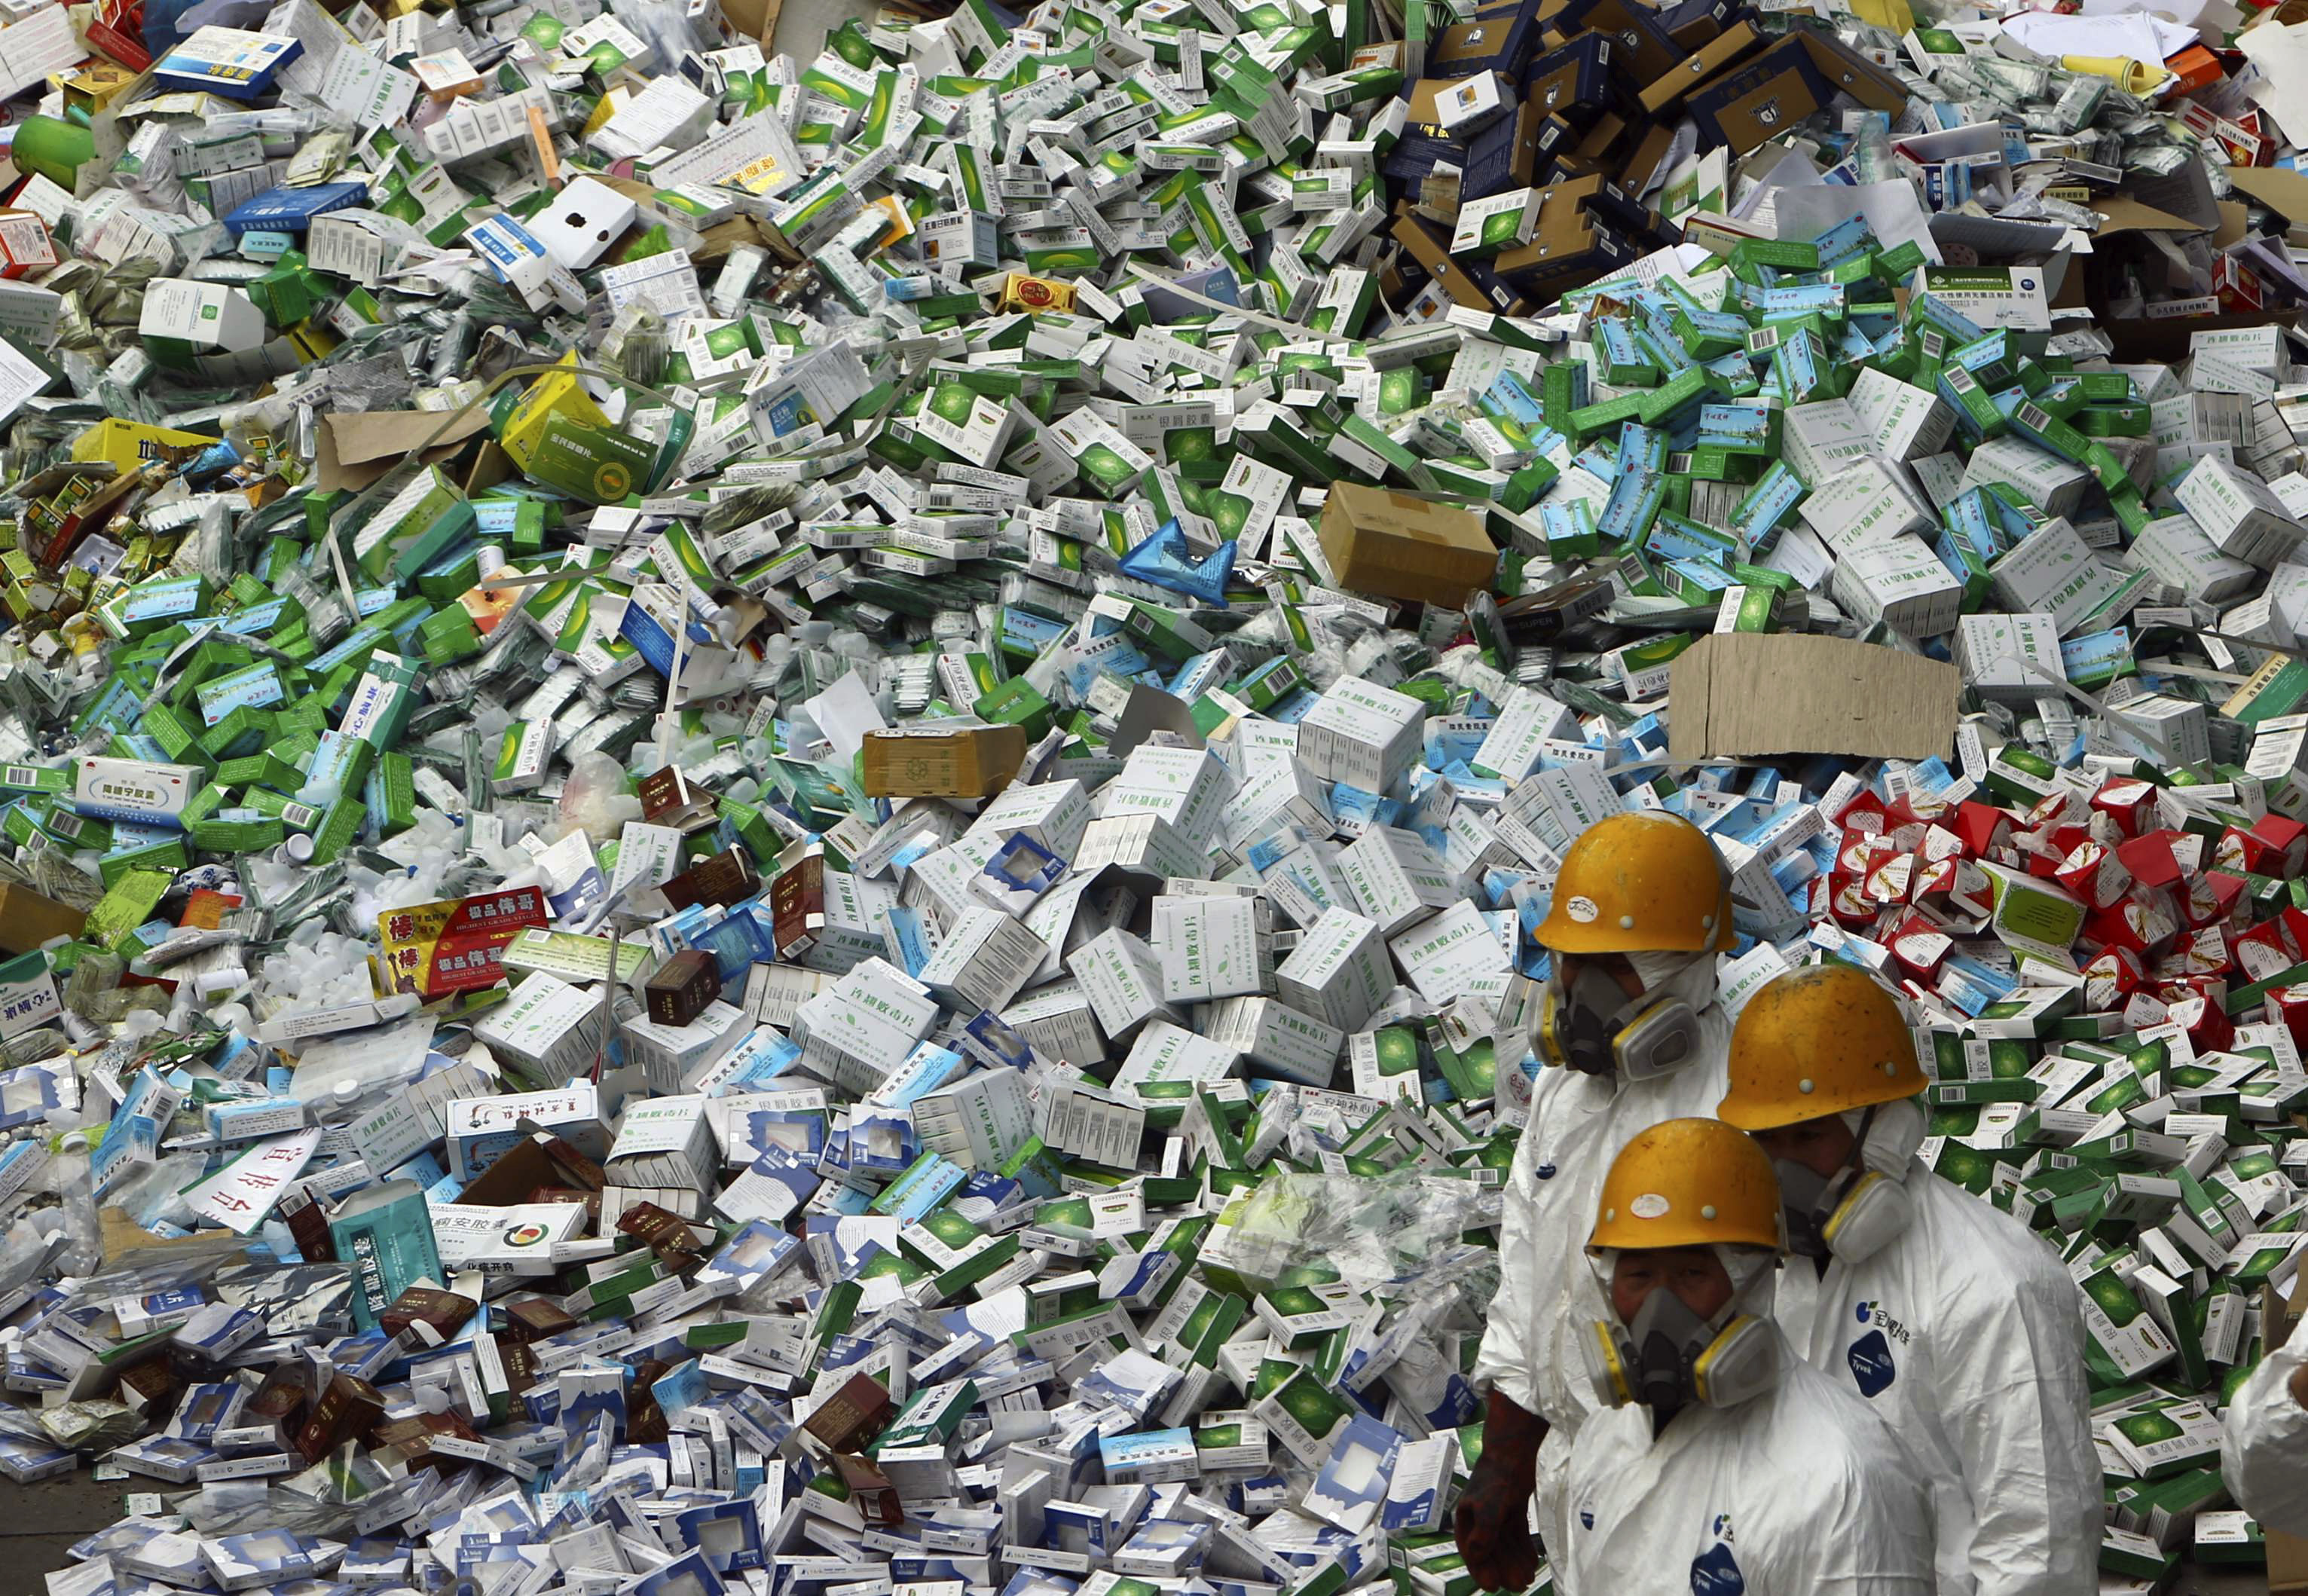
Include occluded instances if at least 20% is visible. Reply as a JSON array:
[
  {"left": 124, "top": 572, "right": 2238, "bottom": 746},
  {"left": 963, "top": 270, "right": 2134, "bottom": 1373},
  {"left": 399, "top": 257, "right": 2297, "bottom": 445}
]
[
  {"left": 1375, "top": 1028, "right": 1418, "bottom": 1075},
  {"left": 1279, "top": 1372, "right": 1347, "bottom": 1428},
  {"left": 2117, "top": 1411, "right": 2182, "bottom": 1445},
  {"left": 1081, "top": 444, "right": 1130, "bottom": 487},
  {"left": 922, "top": 1209, "right": 977, "bottom": 1244},
  {"left": 1040, "top": 1197, "right": 1092, "bottom": 1228}
]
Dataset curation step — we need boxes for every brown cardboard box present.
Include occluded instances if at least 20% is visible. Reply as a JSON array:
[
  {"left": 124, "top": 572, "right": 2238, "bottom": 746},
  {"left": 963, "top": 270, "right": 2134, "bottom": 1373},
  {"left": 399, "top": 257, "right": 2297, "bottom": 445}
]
[
  {"left": 1405, "top": 76, "right": 1454, "bottom": 136},
  {"left": 1573, "top": 112, "right": 1630, "bottom": 161},
  {"left": 862, "top": 723, "right": 1029, "bottom": 797},
  {"left": 1683, "top": 37, "right": 1832, "bottom": 155},
  {"left": 1319, "top": 483, "right": 1499, "bottom": 607},
  {"left": 1555, "top": 0, "right": 1677, "bottom": 79},
  {"left": 2273, "top": 1532, "right": 2308, "bottom": 1592},
  {"left": 1430, "top": 0, "right": 1530, "bottom": 77},
  {"left": 1668, "top": 634, "right": 1961, "bottom": 762},
  {"left": 1793, "top": 29, "right": 1909, "bottom": 114},
  {"left": 1473, "top": 99, "right": 1547, "bottom": 196},
  {"left": 1524, "top": 35, "right": 1613, "bottom": 122},
  {"left": 1496, "top": 179, "right": 1616, "bottom": 287},
  {"left": 1661, "top": 0, "right": 1735, "bottom": 47},
  {"left": 1390, "top": 209, "right": 1497, "bottom": 308},
  {"left": 1640, "top": 20, "right": 1763, "bottom": 112},
  {"left": 0, "top": 883, "right": 86, "bottom": 954},
  {"left": 1622, "top": 122, "right": 1678, "bottom": 192}
]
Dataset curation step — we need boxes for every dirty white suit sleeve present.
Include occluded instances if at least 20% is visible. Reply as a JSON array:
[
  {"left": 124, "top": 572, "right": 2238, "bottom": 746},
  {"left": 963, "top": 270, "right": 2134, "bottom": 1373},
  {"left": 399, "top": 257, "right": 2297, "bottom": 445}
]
[
  {"left": 1469, "top": 1096, "right": 1545, "bottom": 1414},
  {"left": 1945, "top": 1267, "right": 2098, "bottom": 1596},
  {"left": 2224, "top": 1310, "right": 2308, "bottom": 1535}
]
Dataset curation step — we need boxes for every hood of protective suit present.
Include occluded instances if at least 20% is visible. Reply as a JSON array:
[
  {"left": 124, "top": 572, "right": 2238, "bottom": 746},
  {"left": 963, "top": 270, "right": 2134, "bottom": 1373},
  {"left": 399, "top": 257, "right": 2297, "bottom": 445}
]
[
  {"left": 1625, "top": 949, "right": 1723, "bottom": 1014},
  {"left": 1858, "top": 1096, "right": 1927, "bottom": 1177}
]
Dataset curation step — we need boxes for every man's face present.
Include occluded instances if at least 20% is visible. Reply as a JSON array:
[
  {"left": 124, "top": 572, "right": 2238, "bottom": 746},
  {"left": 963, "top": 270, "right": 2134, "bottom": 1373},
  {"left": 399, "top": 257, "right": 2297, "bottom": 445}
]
[
  {"left": 1556, "top": 952, "right": 1646, "bottom": 1002},
  {"left": 1609, "top": 1245, "right": 1735, "bottom": 1325},
  {"left": 1750, "top": 1113, "right": 1859, "bottom": 1179}
]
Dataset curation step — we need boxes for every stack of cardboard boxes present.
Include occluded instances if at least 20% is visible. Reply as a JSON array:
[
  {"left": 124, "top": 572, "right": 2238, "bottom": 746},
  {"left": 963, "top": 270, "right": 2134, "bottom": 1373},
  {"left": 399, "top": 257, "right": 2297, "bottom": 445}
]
[{"left": 1381, "top": 0, "right": 1911, "bottom": 312}]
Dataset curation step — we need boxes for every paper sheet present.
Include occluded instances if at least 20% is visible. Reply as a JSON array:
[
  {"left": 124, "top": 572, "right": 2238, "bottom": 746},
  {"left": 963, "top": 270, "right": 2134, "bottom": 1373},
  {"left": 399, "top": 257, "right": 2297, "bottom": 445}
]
[
  {"left": 2081, "top": 0, "right": 2233, "bottom": 29},
  {"left": 1770, "top": 182, "right": 1946, "bottom": 264},
  {"left": 2001, "top": 10, "right": 2196, "bottom": 63},
  {"left": 2239, "top": 20, "right": 2308, "bottom": 151},
  {"left": 802, "top": 671, "right": 888, "bottom": 760}
]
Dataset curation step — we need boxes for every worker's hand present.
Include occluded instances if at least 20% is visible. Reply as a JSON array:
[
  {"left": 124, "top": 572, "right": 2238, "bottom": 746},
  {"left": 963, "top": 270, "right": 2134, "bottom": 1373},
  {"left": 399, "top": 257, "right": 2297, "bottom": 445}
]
[{"left": 1453, "top": 1451, "right": 1542, "bottom": 1593}]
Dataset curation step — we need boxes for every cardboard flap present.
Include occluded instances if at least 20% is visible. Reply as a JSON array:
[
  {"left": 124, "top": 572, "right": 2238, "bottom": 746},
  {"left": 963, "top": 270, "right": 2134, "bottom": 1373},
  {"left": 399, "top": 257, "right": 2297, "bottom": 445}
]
[
  {"left": 1668, "top": 633, "right": 1961, "bottom": 762},
  {"left": 2117, "top": 158, "right": 2221, "bottom": 231},
  {"left": 459, "top": 1131, "right": 606, "bottom": 1205},
  {"left": 316, "top": 408, "right": 494, "bottom": 492},
  {"left": 2091, "top": 196, "right": 2206, "bottom": 235},
  {"left": 2226, "top": 163, "right": 2308, "bottom": 224},
  {"left": 100, "top": 1205, "right": 254, "bottom": 1269}
]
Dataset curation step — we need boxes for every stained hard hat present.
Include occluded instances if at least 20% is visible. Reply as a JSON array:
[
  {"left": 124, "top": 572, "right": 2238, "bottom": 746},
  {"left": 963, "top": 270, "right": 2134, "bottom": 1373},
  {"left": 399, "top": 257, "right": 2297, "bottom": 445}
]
[
  {"left": 1536, "top": 810, "right": 1735, "bottom": 955},
  {"left": 1718, "top": 964, "right": 1927, "bottom": 1131},
  {"left": 1590, "top": 1118, "right": 1783, "bottom": 1253}
]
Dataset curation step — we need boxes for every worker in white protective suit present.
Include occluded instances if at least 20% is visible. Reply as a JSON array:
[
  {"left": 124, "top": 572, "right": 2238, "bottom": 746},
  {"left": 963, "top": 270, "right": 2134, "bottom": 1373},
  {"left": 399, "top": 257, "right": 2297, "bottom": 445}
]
[
  {"left": 1716, "top": 965, "right": 2097, "bottom": 1596},
  {"left": 2221, "top": 1300, "right": 2308, "bottom": 1532},
  {"left": 1559, "top": 1117, "right": 1939, "bottom": 1596},
  {"left": 1459, "top": 811, "right": 1738, "bottom": 1592}
]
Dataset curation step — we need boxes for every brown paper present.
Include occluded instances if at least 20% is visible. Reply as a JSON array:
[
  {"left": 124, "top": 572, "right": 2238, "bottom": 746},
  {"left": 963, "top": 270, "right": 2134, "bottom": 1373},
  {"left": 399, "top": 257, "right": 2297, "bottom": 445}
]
[
  {"left": 315, "top": 408, "right": 494, "bottom": 492},
  {"left": 1667, "top": 633, "right": 1960, "bottom": 763},
  {"left": 0, "top": 883, "right": 87, "bottom": 955},
  {"left": 100, "top": 1206, "right": 251, "bottom": 1269},
  {"left": 2091, "top": 197, "right": 2207, "bottom": 237}
]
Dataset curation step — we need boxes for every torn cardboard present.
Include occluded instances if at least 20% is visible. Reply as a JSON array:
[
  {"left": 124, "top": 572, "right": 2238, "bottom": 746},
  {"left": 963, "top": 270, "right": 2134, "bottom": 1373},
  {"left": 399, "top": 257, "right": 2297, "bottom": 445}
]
[{"left": 1668, "top": 632, "right": 1961, "bottom": 762}]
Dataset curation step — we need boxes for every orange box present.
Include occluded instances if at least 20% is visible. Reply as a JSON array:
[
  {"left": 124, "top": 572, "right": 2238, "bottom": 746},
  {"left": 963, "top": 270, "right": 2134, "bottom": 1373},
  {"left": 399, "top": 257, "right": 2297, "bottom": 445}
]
[{"left": 2166, "top": 44, "right": 2222, "bottom": 96}]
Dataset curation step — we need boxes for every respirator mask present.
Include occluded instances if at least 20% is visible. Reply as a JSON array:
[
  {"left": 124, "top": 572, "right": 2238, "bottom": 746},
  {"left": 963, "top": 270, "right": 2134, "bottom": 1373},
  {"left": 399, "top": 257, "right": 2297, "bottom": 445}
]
[
  {"left": 1539, "top": 950, "right": 1704, "bottom": 1081},
  {"left": 1580, "top": 1249, "right": 1780, "bottom": 1414},
  {"left": 1772, "top": 1102, "right": 1918, "bottom": 1265}
]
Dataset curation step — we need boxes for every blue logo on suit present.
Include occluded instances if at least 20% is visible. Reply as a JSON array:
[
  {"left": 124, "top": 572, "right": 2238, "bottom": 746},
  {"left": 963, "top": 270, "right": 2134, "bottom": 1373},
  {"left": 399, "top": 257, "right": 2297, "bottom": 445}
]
[{"left": 1848, "top": 1328, "right": 1897, "bottom": 1397}]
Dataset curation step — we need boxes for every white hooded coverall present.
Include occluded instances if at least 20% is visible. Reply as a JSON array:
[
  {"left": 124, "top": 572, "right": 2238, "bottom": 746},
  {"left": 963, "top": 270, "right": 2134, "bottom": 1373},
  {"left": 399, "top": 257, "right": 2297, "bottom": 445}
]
[
  {"left": 1470, "top": 959, "right": 1732, "bottom": 1539},
  {"left": 1774, "top": 1127, "right": 2098, "bottom": 1596},
  {"left": 2222, "top": 1302, "right": 2308, "bottom": 1533},
  {"left": 1560, "top": 1331, "right": 1939, "bottom": 1596}
]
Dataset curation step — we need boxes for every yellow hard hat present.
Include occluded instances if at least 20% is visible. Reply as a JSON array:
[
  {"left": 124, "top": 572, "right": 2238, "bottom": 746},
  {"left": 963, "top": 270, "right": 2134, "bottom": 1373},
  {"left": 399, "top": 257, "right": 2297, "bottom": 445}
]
[
  {"left": 1589, "top": 1118, "right": 1782, "bottom": 1253},
  {"left": 1535, "top": 811, "right": 1735, "bottom": 955},
  {"left": 1718, "top": 965, "right": 1927, "bottom": 1132}
]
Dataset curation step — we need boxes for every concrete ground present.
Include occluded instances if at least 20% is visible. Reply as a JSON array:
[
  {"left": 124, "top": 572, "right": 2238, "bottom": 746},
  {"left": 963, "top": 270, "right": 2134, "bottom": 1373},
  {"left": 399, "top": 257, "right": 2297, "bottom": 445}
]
[{"left": 0, "top": 1469, "right": 133, "bottom": 1593}]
